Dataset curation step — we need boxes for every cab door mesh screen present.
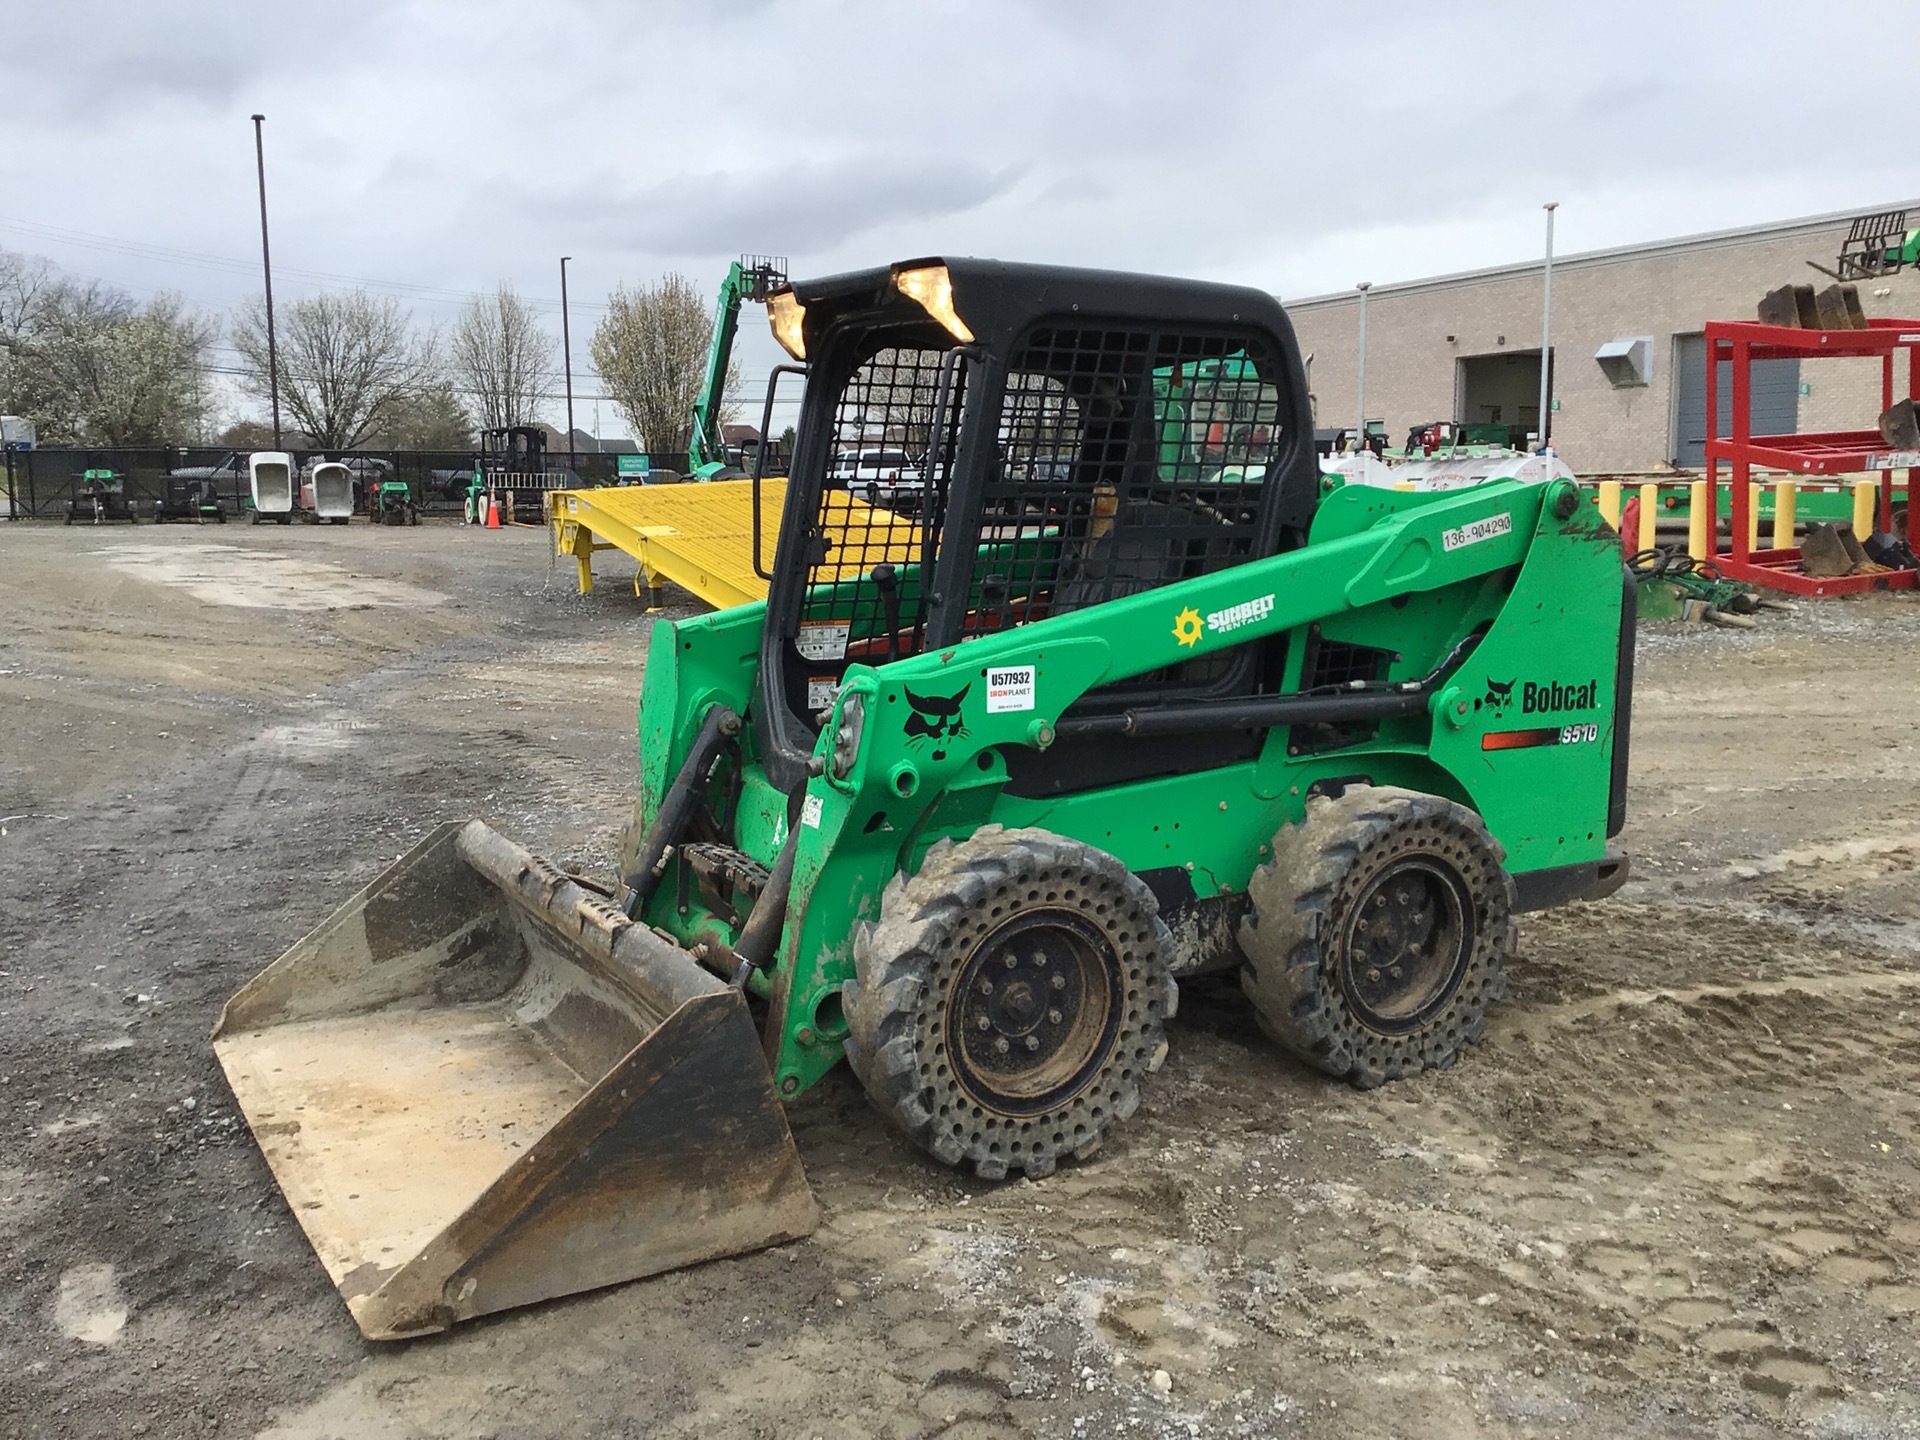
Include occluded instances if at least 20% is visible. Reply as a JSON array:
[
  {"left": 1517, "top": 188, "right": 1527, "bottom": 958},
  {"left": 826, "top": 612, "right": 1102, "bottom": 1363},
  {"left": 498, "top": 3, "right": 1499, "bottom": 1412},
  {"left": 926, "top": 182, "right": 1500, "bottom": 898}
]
[
  {"left": 800, "top": 346, "right": 963, "bottom": 664},
  {"left": 964, "top": 327, "right": 1282, "bottom": 644}
]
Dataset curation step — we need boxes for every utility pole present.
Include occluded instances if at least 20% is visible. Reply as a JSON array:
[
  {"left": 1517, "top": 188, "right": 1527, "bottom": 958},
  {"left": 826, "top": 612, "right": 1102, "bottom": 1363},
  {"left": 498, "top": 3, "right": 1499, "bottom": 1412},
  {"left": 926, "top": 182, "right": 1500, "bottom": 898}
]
[
  {"left": 1538, "top": 201, "right": 1558, "bottom": 452},
  {"left": 560, "top": 256, "right": 576, "bottom": 479},
  {"left": 1354, "top": 281, "right": 1372, "bottom": 453},
  {"left": 251, "top": 114, "right": 282, "bottom": 451}
]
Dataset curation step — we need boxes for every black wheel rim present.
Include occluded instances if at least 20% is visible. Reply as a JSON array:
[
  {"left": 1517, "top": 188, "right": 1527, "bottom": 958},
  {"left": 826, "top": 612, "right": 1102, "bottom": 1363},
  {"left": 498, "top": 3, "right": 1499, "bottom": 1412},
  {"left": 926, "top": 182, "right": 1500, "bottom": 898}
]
[
  {"left": 946, "top": 908, "right": 1122, "bottom": 1116},
  {"left": 1339, "top": 857, "right": 1475, "bottom": 1034}
]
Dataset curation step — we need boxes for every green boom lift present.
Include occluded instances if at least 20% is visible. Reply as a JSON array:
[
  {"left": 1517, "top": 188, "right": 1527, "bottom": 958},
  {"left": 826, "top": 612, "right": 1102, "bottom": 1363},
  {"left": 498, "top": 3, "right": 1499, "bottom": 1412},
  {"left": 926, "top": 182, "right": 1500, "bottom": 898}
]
[
  {"left": 687, "top": 255, "right": 788, "bottom": 481},
  {"left": 216, "top": 258, "right": 1635, "bottom": 1339}
]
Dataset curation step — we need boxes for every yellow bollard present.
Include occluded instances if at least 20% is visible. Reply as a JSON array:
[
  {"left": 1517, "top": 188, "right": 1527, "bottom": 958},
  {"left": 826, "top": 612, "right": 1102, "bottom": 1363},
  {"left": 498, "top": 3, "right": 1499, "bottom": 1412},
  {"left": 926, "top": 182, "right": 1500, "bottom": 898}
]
[
  {"left": 1597, "top": 480, "right": 1622, "bottom": 528},
  {"left": 1770, "top": 480, "right": 1796, "bottom": 551},
  {"left": 1853, "top": 479, "right": 1877, "bottom": 538},
  {"left": 1687, "top": 479, "right": 1710, "bottom": 560},
  {"left": 1637, "top": 482, "right": 1659, "bottom": 554}
]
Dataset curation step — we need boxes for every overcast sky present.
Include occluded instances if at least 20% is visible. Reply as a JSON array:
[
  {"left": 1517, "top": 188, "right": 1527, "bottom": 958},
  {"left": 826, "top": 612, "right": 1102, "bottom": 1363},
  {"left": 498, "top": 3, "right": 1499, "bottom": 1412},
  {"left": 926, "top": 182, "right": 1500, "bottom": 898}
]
[{"left": 0, "top": 0, "right": 1900, "bottom": 435}]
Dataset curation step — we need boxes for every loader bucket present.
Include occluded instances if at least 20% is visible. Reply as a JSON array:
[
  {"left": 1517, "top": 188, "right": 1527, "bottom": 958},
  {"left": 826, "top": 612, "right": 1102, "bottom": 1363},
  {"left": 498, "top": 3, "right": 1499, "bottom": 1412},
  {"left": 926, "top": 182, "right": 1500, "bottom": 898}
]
[
  {"left": 308, "top": 461, "right": 354, "bottom": 520},
  {"left": 212, "top": 820, "right": 818, "bottom": 1340},
  {"left": 250, "top": 451, "right": 294, "bottom": 515}
]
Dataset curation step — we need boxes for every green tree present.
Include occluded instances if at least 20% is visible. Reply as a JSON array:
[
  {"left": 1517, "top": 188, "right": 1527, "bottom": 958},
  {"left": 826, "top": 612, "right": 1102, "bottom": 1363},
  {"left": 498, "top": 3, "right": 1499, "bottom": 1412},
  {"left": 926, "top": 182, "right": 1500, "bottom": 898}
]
[
  {"left": 0, "top": 249, "right": 217, "bottom": 444},
  {"left": 589, "top": 273, "right": 736, "bottom": 455},
  {"left": 365, "top": 381, "right": 474, "bottom": 449}
]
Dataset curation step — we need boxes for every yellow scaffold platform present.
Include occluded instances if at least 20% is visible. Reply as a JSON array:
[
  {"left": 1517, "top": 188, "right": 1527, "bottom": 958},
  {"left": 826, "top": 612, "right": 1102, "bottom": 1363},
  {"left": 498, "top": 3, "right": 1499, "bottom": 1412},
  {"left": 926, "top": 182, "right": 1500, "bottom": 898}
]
[{"left": 548, "top": 480, "right": 920, "bottom": 609}]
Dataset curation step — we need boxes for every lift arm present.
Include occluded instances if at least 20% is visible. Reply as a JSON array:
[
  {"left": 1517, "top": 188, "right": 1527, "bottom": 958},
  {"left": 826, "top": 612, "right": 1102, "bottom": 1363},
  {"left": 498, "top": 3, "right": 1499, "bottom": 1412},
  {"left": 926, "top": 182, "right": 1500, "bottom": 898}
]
[
  {"left": 688, "top": 257, "right": 788, "bottom": 481},
  {"left": 688, "top": 262, "right": 746, "bottom": 477}
]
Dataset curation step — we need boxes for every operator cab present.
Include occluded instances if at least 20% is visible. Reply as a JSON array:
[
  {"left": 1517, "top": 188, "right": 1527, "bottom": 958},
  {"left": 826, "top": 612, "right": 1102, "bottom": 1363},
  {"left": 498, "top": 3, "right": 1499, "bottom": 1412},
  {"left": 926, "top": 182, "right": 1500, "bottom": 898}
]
[{"left": 750, "top": 258, "right": 1320, "bottom": 793}]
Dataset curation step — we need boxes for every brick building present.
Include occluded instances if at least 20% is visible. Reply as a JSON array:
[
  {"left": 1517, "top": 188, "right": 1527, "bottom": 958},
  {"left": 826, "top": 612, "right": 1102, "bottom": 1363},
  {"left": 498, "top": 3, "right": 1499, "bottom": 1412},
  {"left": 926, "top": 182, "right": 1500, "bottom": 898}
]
[{"left": 1283, "top": 203, "right": 1920, "bottom": 474}]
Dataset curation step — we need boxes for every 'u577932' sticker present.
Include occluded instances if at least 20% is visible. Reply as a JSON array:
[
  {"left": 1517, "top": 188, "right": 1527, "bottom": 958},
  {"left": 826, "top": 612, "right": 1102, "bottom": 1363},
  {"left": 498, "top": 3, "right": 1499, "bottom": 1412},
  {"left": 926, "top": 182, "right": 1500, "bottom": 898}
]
[
  {"left": 985, "top": 665, "right": 1036, "bottom": 713},
  {"left": 1442, "top": 513, "right": 1513, "bottom": 552},
  {"left": 1482, "top": 722, "right": 1599, "bottom": 751}
]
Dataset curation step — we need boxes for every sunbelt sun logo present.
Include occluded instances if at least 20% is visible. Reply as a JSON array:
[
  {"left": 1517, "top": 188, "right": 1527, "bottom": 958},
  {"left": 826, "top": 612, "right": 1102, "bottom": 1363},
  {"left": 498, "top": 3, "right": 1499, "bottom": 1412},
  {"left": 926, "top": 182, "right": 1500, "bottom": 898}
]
[{"left": 1173, "top": 593, "right": 1275, "bottom": 647}]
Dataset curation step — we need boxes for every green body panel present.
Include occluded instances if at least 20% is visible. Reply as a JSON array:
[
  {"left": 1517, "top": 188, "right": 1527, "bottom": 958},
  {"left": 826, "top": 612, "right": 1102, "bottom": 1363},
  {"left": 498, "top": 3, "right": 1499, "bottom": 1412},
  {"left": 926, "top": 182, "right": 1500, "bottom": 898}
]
[
  {"left": 688, "top": 261, "right": 758, "bottom": 477},
  {"left": 1151, "top": 356, "right": 1272, "bottom": 471},
  {"left": 1648, "top": 482, "right": 1907, "bottom": 524},
  {"left": 631, "top": 476, "right": 1625, "bottom": 1102}
]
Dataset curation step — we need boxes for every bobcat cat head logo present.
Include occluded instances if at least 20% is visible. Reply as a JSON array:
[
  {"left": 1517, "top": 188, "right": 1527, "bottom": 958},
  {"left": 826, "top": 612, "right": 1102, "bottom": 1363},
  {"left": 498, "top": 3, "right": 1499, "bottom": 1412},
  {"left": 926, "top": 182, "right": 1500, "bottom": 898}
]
[
  {"left": 903, "top": 684, "right": 970, "bottom": 761},
  {"left": 1484, "top": 677, "right": 1517, "bottom": 713}
]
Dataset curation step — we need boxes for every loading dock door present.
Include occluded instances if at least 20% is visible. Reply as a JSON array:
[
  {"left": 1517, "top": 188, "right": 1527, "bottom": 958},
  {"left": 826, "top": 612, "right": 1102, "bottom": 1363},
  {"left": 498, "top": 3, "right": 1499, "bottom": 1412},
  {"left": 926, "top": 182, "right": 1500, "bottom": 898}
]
[
  {"left": 1672, "top": 333, "right": 1799, "bottom": 467},
  {"left": 1458, "top": 351, "right": 1547, "bottom": 446}
]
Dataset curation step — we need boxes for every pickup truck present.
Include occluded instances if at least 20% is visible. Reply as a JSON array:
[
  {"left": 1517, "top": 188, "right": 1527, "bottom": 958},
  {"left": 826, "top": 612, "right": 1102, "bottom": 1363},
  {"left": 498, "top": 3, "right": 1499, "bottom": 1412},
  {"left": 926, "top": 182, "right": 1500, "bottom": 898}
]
[
  {"left": 169, "top": 451, "right": 249, "bottom": 486},
  {"left": 828, "top": 448, "right": 925, "bottom": 514}
]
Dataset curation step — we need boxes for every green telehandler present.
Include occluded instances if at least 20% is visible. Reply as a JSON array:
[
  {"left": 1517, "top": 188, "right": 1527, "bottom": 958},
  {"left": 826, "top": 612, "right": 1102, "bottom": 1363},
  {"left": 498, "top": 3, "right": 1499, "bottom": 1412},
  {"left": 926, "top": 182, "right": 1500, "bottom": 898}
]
[
  {"left": 214, "top": 257, "right": 1634, "bottom": 1339},
  {"left": 686, "top": 255, "right": 789, "bottom": 481}
]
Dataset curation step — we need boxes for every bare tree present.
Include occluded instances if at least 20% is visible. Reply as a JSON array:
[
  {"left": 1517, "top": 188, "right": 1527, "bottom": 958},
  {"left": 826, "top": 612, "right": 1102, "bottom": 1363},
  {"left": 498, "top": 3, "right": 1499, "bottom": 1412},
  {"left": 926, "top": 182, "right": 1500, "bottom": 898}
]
[
  {"left": 449, "top": 286, "right": 554, "bottom": 431},
  {"left": 0, "top": 251, "right": 217, "bottom": 444},
  {"left": 231, "top": 288, "right": 429, "bottom": 449},
  {"left": 590, "top": 273, "right": 736, "bottom": 455}
]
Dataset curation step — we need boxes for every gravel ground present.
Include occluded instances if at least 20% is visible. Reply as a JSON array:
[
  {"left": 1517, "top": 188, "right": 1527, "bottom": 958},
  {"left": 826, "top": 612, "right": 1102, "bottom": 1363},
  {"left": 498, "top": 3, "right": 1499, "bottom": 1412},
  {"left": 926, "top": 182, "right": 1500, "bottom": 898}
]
[{"left": 3, "top": 519, "right": 1920, "bottom": 1439}]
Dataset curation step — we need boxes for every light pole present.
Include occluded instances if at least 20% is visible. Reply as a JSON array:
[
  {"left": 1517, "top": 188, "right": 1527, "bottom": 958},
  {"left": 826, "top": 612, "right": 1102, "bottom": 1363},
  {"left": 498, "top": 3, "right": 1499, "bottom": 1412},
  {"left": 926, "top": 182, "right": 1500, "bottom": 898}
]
[
  {"left": 1354, "top": 281, "right": 1372, "bottom": 453},
  {"left": 1538, "top": 202, "right": 1558, "bottom": 452},
  {"left": 560, "top": 256, "right": 576, "bottom": 479},
  {"left": 251, "top": 113, "right": 282, "bottom": 451}
]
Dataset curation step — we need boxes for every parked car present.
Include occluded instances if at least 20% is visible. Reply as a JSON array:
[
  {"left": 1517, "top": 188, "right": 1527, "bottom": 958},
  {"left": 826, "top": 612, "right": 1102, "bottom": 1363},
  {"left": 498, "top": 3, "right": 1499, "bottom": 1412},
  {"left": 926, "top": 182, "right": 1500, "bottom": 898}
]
[
  {"left": 169, "top": 451, "right": 249, "bottom": 487},
  {"left": 828, "top": 448, "right": 925, "bottom": 513}
]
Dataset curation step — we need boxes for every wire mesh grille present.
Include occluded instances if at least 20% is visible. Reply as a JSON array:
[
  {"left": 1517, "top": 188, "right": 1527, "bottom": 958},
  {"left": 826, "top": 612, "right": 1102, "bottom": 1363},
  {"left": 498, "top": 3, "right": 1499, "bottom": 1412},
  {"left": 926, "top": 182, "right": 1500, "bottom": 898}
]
[
  {"left": 965, "top": 327, "right": 1282, "bottom": 646},
  {"left": 799, "top": 346, "right": 963, "bottom": 668},
  {"left": 1305, "top": 638, "right": 1393, "bottom": 691}
]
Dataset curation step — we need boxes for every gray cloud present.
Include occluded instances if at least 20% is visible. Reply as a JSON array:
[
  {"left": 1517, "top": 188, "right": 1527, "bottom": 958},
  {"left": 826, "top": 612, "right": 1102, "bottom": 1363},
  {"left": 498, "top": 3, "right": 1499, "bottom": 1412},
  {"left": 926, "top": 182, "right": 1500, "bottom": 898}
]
[
  {"left": 538, "top": 155, "right": 1026, "bottom": 255},
  {"left": 0, "top": 0, "right": 1898, "bottom": 431}
]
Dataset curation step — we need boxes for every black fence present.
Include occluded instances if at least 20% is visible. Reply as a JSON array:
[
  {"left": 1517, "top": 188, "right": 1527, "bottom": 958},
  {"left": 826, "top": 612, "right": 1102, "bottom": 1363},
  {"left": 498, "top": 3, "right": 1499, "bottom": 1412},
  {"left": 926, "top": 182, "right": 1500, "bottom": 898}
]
[{"left": 0, "top": 446, "right": 700, "bottom": 520}]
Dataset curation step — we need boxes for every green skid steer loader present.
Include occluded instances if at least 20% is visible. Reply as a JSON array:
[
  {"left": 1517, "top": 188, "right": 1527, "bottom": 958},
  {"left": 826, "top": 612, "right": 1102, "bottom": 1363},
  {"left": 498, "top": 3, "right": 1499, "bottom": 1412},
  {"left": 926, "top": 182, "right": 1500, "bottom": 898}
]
[{"left": 215, "top": 258, "right": 1634, "bottom": 1339}]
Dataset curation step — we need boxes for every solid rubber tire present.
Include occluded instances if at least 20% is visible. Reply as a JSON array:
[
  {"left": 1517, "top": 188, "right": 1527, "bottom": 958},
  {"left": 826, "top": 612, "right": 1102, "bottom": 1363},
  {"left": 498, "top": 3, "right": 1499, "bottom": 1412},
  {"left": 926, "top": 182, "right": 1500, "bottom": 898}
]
[
  {"left": 842, "top": 825, "right": 1178, "bottom": 1181},
  {"left": 1238, "top": 785, "right": 1514, "bottom": 1089}
]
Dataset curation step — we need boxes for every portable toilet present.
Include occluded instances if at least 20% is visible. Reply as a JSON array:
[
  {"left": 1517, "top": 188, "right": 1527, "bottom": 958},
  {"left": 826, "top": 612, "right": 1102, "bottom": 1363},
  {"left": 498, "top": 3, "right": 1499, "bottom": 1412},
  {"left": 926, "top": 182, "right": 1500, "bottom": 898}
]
[
  {"left": 250, "top": 452, "right": 295, "bottom": 523},
  {"left": 303, "top": 461, "right": 355, "bottom": 524}
]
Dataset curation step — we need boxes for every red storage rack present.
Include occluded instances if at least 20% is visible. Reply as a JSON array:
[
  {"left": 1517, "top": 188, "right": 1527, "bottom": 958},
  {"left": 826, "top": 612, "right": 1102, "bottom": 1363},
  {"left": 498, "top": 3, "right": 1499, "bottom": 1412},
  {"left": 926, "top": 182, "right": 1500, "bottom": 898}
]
[{"left": 1706, "top": 318, "right": 1920, "bottom": 596}]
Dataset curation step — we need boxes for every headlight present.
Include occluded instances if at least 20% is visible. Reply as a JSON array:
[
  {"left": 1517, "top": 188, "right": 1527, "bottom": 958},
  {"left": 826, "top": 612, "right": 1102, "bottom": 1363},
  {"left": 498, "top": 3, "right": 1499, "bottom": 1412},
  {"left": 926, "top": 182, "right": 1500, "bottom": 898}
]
[
  {"left": 831, "top": 693, "right": 865, "bottom": 781},
  {"left": 767, "top": 289, "right": 807, "bottom": 360},
  {"left": 893, "top": 264, "right": 974, "bottom": 343}
]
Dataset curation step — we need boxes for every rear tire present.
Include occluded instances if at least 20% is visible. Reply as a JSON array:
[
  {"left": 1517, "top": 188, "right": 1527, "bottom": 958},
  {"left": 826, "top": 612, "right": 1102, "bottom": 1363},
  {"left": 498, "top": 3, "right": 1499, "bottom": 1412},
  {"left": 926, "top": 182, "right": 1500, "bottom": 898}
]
[
  {"left": 843, "top": 825, "right": 1177, "bottom": 1180},
  {"left": 1238, "top": 786, "right": 1513, "bottom": 1089}
]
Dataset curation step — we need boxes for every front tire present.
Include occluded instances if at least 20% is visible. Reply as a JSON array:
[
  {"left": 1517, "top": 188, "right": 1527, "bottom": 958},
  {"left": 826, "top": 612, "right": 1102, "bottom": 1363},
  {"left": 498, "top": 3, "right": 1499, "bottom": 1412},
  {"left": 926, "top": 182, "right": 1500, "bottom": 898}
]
[
  {"left": 1239, "top": 786, "right": 1513, "bottom": 1089},
  {"left": 843, "top": 826, "right": 1177, "bottom": 1180}
]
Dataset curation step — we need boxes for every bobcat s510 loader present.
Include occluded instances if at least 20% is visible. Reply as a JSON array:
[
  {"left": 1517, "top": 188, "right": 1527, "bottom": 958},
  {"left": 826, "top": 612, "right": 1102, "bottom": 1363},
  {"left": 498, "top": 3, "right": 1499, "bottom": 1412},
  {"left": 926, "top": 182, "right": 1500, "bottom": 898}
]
[{"left": 215, "top": 258, "right": 1633, "bottom": 1338}]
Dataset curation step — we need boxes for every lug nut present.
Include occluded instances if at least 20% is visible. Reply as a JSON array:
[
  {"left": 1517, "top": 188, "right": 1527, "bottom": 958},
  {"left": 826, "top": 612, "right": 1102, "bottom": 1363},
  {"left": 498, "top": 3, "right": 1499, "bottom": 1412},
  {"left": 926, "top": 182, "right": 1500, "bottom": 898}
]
[
  {"left": 978, "top": 978, "right": 993, "bottom": 994},
  {"left": 1003, "top": 953, "right": 1016, "bottom": 969},
  {"left": 1023, "top": 1035, "right": 1040, "bottom": 1052},
  {"left": 976, "top": 1015, "right": 991, "bottom": 1030},
  {"left": 994, "top": 1037, "right": 1011, "bottom": 1055},
  {"left": 1366, "top": 968, "right": 1381, "bottom": 983},
  {"left": 1047, "top": 1009, "right": 1062, "bottom": 1024},
  {"left": 1032, "top": 952, "right": 1048, "bottom": 968},
  {"left": 1050, "top": 974, "right": 1066, "bottom": 990}
]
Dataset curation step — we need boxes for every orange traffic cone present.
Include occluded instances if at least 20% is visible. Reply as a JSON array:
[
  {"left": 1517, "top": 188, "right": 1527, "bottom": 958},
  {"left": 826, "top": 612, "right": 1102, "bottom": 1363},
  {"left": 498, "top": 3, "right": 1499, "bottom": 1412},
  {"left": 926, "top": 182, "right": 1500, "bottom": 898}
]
[{"left": 485, "top": 492, "right": 500, "bottom": 529}]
